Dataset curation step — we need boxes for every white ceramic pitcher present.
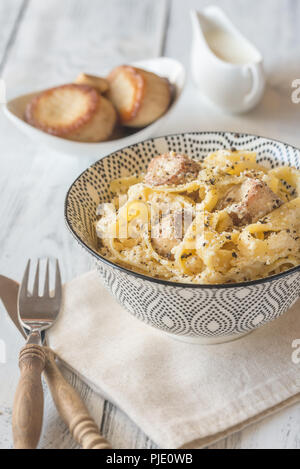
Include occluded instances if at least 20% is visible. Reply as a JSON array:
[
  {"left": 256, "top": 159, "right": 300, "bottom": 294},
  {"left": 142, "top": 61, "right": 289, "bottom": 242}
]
[{"left": 190, "top": 6, "right": 265, "bottom": 113}]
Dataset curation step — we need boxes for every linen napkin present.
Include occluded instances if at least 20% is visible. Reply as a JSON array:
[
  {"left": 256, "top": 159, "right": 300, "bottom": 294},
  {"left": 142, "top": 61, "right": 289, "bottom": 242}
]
[{"left": 47, "top": 271, "right": 300, "bottom": 449}]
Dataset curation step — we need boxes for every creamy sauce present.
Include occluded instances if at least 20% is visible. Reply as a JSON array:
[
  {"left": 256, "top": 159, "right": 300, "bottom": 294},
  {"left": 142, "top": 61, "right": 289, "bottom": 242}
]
[{"left": 204, "top": 29, "right": 257, "bottom": 64}]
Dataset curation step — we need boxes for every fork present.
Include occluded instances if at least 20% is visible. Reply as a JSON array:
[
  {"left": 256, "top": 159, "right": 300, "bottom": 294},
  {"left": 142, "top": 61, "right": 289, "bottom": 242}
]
[
  {"left": 12, "top": 259, "right": 61, "bottom": 449},
  {"left": 12, "top": 259, "right": 111, "bottom": 450}
]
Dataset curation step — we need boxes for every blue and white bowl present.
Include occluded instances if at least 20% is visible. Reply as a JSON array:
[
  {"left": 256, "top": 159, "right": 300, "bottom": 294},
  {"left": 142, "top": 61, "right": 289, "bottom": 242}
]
[{"left": 65, "top": 132, "right": 300, "bottom": 344}]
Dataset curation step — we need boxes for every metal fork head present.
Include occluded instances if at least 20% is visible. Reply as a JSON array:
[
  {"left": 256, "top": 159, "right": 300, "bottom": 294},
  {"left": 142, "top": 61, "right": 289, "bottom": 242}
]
[{"left": 18, "top": 258, "right": 62, "bottom": 335}]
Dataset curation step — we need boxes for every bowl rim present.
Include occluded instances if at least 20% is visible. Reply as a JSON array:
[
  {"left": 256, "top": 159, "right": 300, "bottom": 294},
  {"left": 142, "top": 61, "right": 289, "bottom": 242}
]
[{"left": 65, "top": 130, "right": 300, "bottom": 289}]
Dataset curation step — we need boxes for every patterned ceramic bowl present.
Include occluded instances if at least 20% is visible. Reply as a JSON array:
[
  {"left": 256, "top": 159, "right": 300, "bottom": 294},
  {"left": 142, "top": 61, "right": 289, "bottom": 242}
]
[{"left": 65, "top": 132, "right": 300, "bottom": 344}]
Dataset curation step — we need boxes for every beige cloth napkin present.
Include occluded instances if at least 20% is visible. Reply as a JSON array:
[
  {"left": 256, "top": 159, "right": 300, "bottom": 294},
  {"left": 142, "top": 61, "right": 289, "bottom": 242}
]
[{"left": 47, "top": 271, "right": 300, "bottom": 449}]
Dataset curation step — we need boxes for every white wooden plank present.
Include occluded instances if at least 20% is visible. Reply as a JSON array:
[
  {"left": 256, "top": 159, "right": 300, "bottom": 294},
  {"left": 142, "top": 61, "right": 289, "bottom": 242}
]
[
  {"left": 0, "top": 120, "right": 92, "bottom": 283},
  {"left": 0, "top": 302, "right": 24, "bottom": 449},
  {"left": 209, "top": 402, "right": 300, "bottom": 449},
  {"left": 2, "top": 0, "right": 168, "bottom": 96},
  {"left": 0, "top": 0, "right": 24, "bottom": 71}
]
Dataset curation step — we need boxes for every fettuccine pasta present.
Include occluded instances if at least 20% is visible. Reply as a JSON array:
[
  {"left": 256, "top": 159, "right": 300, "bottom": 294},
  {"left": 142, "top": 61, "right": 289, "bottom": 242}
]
[{"left": 96, "top": 150, "right": 300, "bottom": 284}]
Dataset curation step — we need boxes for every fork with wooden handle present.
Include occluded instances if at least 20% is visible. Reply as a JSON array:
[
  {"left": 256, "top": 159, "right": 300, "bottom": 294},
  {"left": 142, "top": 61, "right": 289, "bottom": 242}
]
[{"left": 12, "top": 259, "right": 111, "bottom": 449}]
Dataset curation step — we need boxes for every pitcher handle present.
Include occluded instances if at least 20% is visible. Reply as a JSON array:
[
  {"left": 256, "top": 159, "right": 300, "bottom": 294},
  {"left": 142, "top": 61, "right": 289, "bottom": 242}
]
[{"left": 243, "top": 64, "right": 265, "bottom": 108}]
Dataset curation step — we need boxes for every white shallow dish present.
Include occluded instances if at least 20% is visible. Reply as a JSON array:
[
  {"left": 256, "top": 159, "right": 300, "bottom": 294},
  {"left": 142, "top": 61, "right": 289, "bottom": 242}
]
[{"left": 3, "top": 57, "right": 185, "bottom": 158}]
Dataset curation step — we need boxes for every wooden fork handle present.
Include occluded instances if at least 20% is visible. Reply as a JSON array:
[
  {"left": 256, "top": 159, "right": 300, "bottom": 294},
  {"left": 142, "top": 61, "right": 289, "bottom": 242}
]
[
  {"left": 44, "top": 349, "right": 111, "bottom": 449},
  {"left": 12, "top": 344, "right": 46, "bottom": 449}
]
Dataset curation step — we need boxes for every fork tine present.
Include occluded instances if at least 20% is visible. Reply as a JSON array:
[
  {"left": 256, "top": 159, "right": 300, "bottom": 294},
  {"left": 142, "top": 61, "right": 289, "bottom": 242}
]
[
  {"left": 19, "top": 260, "right": 31, "bottom": 298},
  {"left": 43, "top": 258, "right": 50, "bottom": 296},
  {"left": 54, "top": 259, "right": 62, "bottom": 298},
  {"left": 32, "top": 259, "right": 40, "bottom": 297}
]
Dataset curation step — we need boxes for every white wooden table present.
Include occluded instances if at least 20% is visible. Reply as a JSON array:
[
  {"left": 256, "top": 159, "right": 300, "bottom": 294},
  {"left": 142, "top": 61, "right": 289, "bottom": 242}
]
[{"left": 0, "top": 0, "right": 300, "bottom": 449}]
